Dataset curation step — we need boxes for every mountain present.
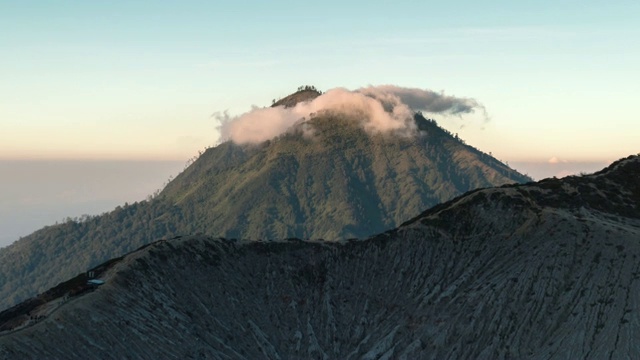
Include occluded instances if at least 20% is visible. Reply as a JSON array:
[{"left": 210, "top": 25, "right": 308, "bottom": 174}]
[
  {"left": 0, "top": 88, "right": 529, "bottom": 310},
  {"left": 0, "top": 155, "right": 638, "bottom": 359},
  {"left": 159, "top": 111, "right": 527, "bottom": 240},
  {"left": 271, "top": 86, "right": 321, "bottom": 107}
]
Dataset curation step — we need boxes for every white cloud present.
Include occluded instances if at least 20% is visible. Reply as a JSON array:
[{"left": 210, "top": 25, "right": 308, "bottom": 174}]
[{"left": 215, "top": 85, "right": 486, "bottom": 144}]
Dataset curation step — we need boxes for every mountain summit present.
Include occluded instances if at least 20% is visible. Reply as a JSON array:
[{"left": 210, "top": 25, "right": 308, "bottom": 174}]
[
  {"left": 271, "top": 85, "right": 321, "bottom": 107},
  {"left": 1, "top": 155, "right": 638, "bottom": 359},
  {"left": 0, "top": 86, "right": 529, "bottom": 310},
  {"left": 162, "top": 110, "right": 528, "bottom": 240}
]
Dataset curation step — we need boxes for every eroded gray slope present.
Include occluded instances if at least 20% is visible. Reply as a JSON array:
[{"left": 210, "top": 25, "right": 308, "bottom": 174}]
[{"left": 1, "top": 156, "right": 639, "bottom": 359}]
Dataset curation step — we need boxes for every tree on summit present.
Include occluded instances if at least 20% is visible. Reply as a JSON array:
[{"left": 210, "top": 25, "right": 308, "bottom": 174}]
[{"left": 297, "top": 85, "right": 318, "bottom": 92}]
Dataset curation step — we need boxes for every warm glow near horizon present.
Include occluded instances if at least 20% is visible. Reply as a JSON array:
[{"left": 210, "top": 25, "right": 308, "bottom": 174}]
[{"left": 1, "top": 1, "right": 638, "bottom": 163}]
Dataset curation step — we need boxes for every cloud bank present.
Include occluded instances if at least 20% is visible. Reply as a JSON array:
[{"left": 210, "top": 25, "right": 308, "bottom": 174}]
[{"left": 216, "top": 85, "right": 486, "bottom": 144}]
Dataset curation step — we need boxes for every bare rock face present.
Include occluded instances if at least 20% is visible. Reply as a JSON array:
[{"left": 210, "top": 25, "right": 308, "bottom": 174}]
[{"left": 0, "top": 155, "right": 638, "bottom": 359}]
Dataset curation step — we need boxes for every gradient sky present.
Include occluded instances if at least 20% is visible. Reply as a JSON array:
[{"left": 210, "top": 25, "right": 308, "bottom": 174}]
[{"left": 2, "top": 1, "right": 639, "bottom": 163}]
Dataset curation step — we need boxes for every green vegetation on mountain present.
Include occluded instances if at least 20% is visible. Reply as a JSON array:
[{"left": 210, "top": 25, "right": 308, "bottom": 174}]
[
  {"left": 161, "top": 112, "right": 528, "bottom": 240},
  {"left": 0, "top": 105, "right": 530, "bottom": 310}
]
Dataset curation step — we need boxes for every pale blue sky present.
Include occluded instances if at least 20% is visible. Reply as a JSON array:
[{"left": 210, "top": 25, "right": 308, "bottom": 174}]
[
  {"left": 1, "top": 1, "right": 639, "bottom": 161},
  {"left": 1, "top": 1, "right": 639, "bottom": 247}
]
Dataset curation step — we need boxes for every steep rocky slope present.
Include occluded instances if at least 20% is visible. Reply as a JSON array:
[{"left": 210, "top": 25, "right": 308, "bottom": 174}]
[{"left": 1, "top": 155, "right": 638, "bottom": 359}]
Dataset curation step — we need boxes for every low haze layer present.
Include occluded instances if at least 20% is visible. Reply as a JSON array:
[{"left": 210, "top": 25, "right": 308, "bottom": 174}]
[{"left": 0, "top": 160, "right": 184, "bottom": 248}]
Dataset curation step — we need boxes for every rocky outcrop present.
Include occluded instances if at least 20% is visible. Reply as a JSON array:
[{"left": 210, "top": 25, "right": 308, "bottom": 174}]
[{"left": 1, "top": 155, "right": 638, "bottom": 359}]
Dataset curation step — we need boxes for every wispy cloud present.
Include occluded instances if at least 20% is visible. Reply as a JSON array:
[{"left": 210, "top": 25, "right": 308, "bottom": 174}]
[{"left": 214, "top": 85, "right": 486, "bottom": 144}]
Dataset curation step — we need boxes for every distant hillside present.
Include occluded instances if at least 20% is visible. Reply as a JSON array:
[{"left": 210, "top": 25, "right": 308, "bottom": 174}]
[
  {"left": 1, "top": 156, "right": 638, "bottom": 359},
  {"left": 0, "top": 91, "right": 530, "bottom": 311}
]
